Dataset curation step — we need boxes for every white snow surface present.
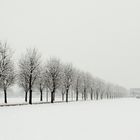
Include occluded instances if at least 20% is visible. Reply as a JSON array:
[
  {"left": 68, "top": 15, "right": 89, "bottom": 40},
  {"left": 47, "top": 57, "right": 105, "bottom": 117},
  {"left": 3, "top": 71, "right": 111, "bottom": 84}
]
[{"left": 0, "top": 98, "right": 139, "bottom": 140}]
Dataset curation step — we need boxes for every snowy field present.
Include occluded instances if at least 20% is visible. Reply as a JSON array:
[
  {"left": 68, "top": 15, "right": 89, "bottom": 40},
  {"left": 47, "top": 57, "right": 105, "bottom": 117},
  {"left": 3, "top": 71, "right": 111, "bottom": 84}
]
[{"left": 0, "top": 98, "right": 139, "bottom": 140}]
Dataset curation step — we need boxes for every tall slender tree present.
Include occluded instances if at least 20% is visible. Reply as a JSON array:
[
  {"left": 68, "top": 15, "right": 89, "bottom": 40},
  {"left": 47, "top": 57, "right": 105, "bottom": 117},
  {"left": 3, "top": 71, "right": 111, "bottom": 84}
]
[
  {"left": 72, "top": 69, "right": 82, "bottom": 101},
  {"left": 0, "top": 42, "right": 16, "bottom": 103},
  {"left": 19, "top": 48, "right": 41, "bottom": 104},
  {"left": 62, "top": 64, "right": 74, "bottom": 102},
  {"left": 18, "top": 69, "right": 29, "bottom": 102},
  {"left": 36, "top": 66, "right": 46, "bottom": 101},
  {"left": 45, "top": 58, "right": 62, "bottom": 103}
]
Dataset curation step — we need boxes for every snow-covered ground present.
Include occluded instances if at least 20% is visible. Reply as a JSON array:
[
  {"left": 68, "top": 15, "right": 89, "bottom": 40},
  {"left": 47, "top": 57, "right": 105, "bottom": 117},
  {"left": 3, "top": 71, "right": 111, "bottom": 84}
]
[
  {"left": 0, "top": 97, "right": 77, "bottom": 105},
  {"left": 0, "top": 98, "right": 139, "bottom": 140}
]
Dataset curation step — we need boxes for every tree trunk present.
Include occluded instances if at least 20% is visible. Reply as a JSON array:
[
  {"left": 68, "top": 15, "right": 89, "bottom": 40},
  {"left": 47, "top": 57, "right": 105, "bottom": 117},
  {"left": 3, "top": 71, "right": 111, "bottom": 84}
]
[
  {"left": 76, "top": 88, "right": 79, "bottom": 101},
  {"left": 25, "top": 91, "right": 28, "bottom": 102},
  {"left": 66, "top": 89, "right": 69, "bottom": 102},
  {"left": 91, "top": 88, "right": 93, "bottom": 100},
  {"left": 51, "top": 90, "right": 55, "bottom": 103},
  {"left": 96, "top": 91, "right": 99, "bottom": 100},
  {"left": 71, "top": 91, "right": 73, "bottom": 101},
  {"left": 46, "top": 88, "right": 48, "bottom": 102},
  {"left": 29, "top": 74, "right": 32, "bottom": 104},
  {"left": 40, "top": 89, "right": 43, "bottom": 101},
  {"left": 62, "top": 92, "right": 64, "bottom": 101},
  {"left": 29, "top": 89, "right": 32, "bottom": 104},
  {"left": 53, "top": 92, "right": 55, "bottom": 102},
  {"left": 4, "top": 89, "right": 7, "bottom": 104},
  {"left": 107, "top": 92, "right": 110, "bottom": 99},
  {"left": 84, "top": 88, "right": 87, "bottom": 101},
  {"left": 100, "top": 93, "right": 103, "bottom": 99}
]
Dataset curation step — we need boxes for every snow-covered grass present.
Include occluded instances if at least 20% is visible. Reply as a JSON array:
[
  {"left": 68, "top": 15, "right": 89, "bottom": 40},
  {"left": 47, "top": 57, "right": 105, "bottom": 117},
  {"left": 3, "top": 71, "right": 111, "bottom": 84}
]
[
  {"left": 0, "top": 98, "right": 139, "bottom": 140},
  {"left": 0, "top": 96, "right": 81, "bottom": 105}
]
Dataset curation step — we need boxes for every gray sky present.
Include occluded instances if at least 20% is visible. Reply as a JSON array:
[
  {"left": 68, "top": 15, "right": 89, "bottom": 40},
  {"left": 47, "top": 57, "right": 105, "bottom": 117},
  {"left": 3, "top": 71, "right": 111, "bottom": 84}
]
[{"left": 0, "top": 0, "right": 140, "bottom": 89}]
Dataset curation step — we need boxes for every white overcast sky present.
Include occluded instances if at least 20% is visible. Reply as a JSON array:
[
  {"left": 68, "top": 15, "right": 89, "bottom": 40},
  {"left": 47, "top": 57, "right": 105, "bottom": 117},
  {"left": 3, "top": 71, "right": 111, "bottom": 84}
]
[{"left": 0, "top": 0, "right": 140, "bottom": 89}]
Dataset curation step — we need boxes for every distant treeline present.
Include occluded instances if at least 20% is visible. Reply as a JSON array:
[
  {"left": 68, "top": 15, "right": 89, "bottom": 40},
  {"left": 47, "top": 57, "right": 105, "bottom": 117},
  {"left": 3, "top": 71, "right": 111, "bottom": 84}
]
[{"left": 0, "top": 41, "right": 128, "bottom": 104}]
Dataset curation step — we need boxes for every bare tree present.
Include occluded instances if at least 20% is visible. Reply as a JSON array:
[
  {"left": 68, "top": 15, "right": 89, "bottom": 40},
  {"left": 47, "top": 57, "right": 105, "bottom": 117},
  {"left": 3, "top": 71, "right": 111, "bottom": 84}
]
[
  {"left": 94, "top": 78, "right": 101, "bottom": 100},
  {"left": 88, "top": 76, "right": 95, "bottom": 100},
  {"left": 60, "top": 84, "right": 65, "bottom": 101},
  {"left": 72, "top": 69, "right": 82, "bottom": 101},
  {"left": 18, "top": 69, "right": 29, "bottom": 102},
  {"left": 62, "top": 64, "right": 74, "bottom": 102},
  {"left": 45, "top": 58, "right": 62, "bottom": 103},
  {"left": 0, "top": 42, "right": 16, "bottom": 103},
  {"left": 36, "top": 66, "right": 46, "bottom": 101},
  {"left": 19, "top": 48, "right": 41, "bottom": 104},
  {"left": 80, "top": 72, "right": 91, "bottom": 101}
]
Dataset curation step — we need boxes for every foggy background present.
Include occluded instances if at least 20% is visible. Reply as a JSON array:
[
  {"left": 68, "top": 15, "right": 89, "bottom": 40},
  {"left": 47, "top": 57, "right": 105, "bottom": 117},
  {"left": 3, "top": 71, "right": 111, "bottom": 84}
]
[{"left": 0, "top": 0, "right": 140, "bottom": 89}]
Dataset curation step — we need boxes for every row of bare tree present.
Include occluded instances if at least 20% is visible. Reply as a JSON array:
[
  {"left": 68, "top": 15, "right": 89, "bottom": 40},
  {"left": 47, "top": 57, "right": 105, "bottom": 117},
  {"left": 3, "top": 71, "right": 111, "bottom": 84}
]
[{"left": 0, "top": 42, "right": 128, "bottom": 104}]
